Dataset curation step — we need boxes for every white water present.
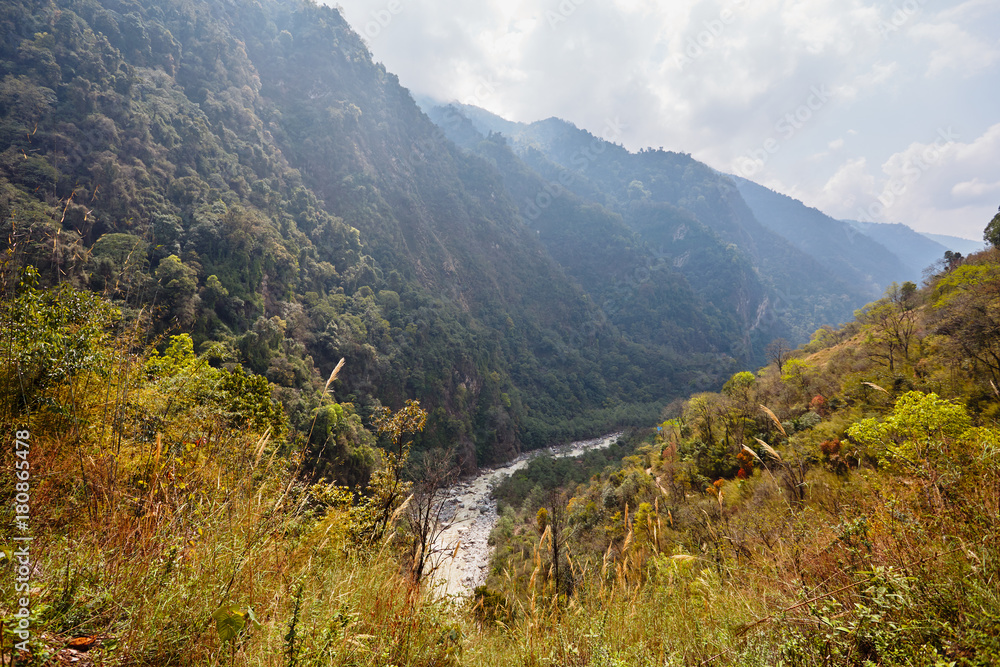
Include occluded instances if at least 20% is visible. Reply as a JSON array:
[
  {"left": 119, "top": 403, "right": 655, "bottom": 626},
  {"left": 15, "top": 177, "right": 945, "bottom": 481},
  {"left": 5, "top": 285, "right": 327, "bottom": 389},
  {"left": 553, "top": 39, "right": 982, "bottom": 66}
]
[{"left": 428, "top": 432, "right": 623, "bottom": 597}]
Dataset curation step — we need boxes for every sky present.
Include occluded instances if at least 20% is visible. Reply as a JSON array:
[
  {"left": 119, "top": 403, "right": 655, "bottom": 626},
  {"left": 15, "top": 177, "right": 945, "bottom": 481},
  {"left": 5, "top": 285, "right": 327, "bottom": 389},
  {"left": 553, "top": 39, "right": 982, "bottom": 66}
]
[{"left": 331, "top": 0, "right": 1000, "bottom": 241}]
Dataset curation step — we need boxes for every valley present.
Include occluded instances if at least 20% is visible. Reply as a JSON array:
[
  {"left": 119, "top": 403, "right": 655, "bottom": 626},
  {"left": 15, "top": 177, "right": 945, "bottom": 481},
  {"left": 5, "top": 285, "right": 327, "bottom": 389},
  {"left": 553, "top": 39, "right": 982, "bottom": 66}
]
[
  {"left": 431, "top": 432, "right": 623, "bottom": 596},
  {"left": 1, "top": 0, "right": 997, "bottom": 664}
]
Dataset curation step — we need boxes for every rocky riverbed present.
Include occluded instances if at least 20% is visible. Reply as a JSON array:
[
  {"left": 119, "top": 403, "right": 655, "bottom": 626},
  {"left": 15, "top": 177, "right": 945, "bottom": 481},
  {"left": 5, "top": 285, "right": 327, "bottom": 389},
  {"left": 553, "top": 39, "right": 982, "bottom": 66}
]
[{"left": 428, "top": 432, "right": 623, "bottom": 597}]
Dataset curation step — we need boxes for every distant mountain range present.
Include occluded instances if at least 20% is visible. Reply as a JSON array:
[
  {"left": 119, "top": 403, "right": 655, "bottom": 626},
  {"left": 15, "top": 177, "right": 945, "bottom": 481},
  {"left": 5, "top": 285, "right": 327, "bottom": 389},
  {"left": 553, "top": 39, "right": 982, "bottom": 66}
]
[
  {"left": 423, "top": 102, "right": 963, "bottom": 346},
  {"left": 920, "top": 233, "right": 986, "bottom": 256}
]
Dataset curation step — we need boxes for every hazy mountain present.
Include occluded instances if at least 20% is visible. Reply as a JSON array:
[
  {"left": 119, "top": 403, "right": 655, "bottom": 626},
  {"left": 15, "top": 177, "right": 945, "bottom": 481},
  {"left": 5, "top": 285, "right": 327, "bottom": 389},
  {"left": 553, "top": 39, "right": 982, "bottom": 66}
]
[
  {"left": 921, "top": 233, "right": 986, "bottom": 256},
  {"left": 0, "top": 0, "right": 746, "bottom": 467},
  {"left": 425, "top": 111, "right": 769, "bottom": 362},
  {"left": 845, "top": 221, "right": 950, "bottom": 282},
  {"left": 731, "top": 177, "right": 910, "bottom": 295},
  {"left": 429, "top": 103, "right": 874, "bottom": 346}
]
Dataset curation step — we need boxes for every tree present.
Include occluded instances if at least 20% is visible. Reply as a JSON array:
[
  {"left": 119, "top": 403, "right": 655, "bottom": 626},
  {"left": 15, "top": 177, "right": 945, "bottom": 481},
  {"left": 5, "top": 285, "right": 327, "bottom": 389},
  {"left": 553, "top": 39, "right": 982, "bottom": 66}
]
[
  {"left": 349, "top": 400, "right": 428, "bottom": 549},
  {"left": 154, "top": 254, "right": 199, "bottom": 328},
  {"left": 2, "top": 268, "right": 120, "bottom": 413},
  {"left": 765, "top": 337, "right": 792, "bottom": 374},
  {"left": 847, "top": 391, "right": 977, "bottom": 510},
  {"left": 539, "top": 488, "right": 573, "bottom": 601},
  {"left": 404, "top": 448, "right": 457, "bottom": 586},
  {"left": 857, "top": 282, "right": 919, "bottom": 373},
  {"left": 944, "top": 250, "right": 965, "bottom": 272},
  {"left": 984, "top": 206, "right": 1000, "bottom": 248},
  {"left": 932, "top": 263, "right": 1000, "bottom": 385}
]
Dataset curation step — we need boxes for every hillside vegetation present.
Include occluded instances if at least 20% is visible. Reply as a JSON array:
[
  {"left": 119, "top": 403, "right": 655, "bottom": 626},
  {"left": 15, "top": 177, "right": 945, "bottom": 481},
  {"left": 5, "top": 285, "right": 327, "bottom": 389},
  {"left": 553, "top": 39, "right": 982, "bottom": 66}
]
[
  {"left": 478, "top": 244, "right": 1000, "bottom": 665},
  {"left": 0, "top": 0, "right": 735, "bottom": 476},
  {"left": 3, "top": 237, "right": 998, "bottom": 665}
]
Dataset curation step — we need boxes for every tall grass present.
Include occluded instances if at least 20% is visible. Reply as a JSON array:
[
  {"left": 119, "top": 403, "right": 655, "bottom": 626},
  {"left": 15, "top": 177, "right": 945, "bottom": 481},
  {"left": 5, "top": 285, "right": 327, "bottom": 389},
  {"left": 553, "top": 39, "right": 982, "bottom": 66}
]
[{"left": 1, "top": 322, "right": 462, "bottom": 666}]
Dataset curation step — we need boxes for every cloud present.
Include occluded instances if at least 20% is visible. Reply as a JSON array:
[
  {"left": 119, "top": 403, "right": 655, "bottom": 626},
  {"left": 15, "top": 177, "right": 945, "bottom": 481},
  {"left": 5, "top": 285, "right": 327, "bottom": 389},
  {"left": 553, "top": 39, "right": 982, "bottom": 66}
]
[
  {"left": 910, "top": 21, "right": 1000, "bottom": 77},
  {"left": 952, "top": 178, "right": 1000, "bottom": 201},
  {"left": 330, "top": 0, "right": 1000, "bottom": 238},
  {"left": 809, "top": 124, "right": 1000, "bottom": 238}
]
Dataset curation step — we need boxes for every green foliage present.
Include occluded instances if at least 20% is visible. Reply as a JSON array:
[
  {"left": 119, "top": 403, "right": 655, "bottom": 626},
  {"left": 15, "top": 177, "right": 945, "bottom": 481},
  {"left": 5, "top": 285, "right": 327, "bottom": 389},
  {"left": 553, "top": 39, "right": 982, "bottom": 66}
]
[
  {"left": 471, "top": 586, "right": 516, "bottom": 627},
  {"left": 1, "top": 267, "right": 120, "bottom": 412},
  {"left": 212, "top": 603, "right": 261, "bottom": 643},
  {"left": 348, "top": 400, "right": 428, "bottom": 548},
  {"left": 848, "top": 391, "right": 972, "bottom": 473},
  {"left": 985, "top": 206, "right": 1000, "bottom": 247},
  {"left": 218, "top": 366, "right": 288, "bottom": 436},
  {"left": 780, "top": 357, "right": 813, "bottom": 385},
  {"left": 492, "top": 437, "right": 632, "bottom": 511},
  {"left": 723, "top": 370, "right": 756, "bottom": 398},
  {"left": 930, "top": 260, "right": 1000, "bottom": 385}
]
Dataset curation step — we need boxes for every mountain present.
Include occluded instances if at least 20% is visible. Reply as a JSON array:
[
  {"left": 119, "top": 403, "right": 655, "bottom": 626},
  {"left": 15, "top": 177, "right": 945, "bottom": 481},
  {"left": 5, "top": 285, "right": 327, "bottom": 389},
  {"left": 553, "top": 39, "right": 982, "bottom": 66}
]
[
  {"left": 921, "top": 233, "right": 986, "bottom": 256},
  {"left": 424, "top": 111, "right": 764, "bottom": 363},
  {"left": 731, "top": 177, "right": 911, "bottom": 295},
  {"left": 427, "top": 103, "right": 876, "bottom": 347},
  {"left": 5, "top": 0, "right": 945, "bottom": 475},
  {"left": 0, "top": 0, "right": 745, "bottom": 470},
  {"left": 845, "top": 221, "right": 949, "bottom": 282}
]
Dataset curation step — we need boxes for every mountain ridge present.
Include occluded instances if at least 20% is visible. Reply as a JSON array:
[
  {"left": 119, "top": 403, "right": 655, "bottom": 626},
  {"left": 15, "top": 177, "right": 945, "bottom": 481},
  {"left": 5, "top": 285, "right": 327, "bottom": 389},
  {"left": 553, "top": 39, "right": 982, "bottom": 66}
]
[{"left": 427, "top": 102, "right": 892, "bottom": 347}]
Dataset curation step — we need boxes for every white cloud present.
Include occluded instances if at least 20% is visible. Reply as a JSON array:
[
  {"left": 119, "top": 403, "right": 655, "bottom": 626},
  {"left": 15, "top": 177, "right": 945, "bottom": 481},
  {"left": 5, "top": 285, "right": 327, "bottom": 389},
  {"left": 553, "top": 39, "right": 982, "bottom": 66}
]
[
  {"left": 952, "top": 177, "right": 1000, "bottom": 201},
  {"left": 811, "top": 124, "right": 1000, "bottom": 238},
  {"left": 330, "top": 0, "right": 1000, "bottom": 238},
  {"left": 910, "top": 21, "right": 1000, "bottom": 77},
  {"left": 809, "top": 157, "right": 876, "bottom": 213}
]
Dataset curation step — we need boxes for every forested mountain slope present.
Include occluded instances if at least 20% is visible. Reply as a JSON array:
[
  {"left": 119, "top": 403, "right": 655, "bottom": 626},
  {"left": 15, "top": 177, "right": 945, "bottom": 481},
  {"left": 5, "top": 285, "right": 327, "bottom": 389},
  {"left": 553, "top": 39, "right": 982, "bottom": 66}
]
[
  {"left": 732, "top": 176, "right": 912, "bottom": 294},
  {"left": 426, "top": 109, "right": 775, "bottom": 365},
  {"left": 430, "top": 103, "right": 875, "bottom": 345},
  {"left": 844, "top": 220, "right": 950, "bottom": 283},
  {"left": 0, "top": 0, "right": 739, "bottom": 468}
]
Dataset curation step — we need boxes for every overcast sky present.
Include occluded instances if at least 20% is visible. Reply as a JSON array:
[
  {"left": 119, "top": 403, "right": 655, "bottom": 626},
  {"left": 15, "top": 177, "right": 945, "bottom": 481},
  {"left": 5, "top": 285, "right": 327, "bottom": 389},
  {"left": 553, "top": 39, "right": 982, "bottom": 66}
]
[{"left": 331, "top": 0, "right": 999, "bottom": 241}]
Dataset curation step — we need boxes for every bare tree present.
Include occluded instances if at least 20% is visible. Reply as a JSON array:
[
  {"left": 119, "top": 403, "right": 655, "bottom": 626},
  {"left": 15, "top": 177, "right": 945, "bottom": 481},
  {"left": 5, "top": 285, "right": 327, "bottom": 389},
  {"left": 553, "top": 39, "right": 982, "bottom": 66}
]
[
  {"left": 859, "top": 282, "right": 919, "bottom": 373},
  {"left": 405, "top": 448, "right": 458, "bottom": 586},
  {"left": 538, "top": 489, "right": 573, "bottom": 602},
  {"left": 766, "top": 338, "right": 792, "bottom": 374}
]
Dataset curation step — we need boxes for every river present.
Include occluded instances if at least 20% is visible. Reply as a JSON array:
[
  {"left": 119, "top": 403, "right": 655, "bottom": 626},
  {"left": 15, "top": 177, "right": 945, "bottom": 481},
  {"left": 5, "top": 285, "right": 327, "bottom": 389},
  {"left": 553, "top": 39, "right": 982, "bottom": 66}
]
[{"left": 428, "top": 432, "right": 623, "bottom": 597}]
